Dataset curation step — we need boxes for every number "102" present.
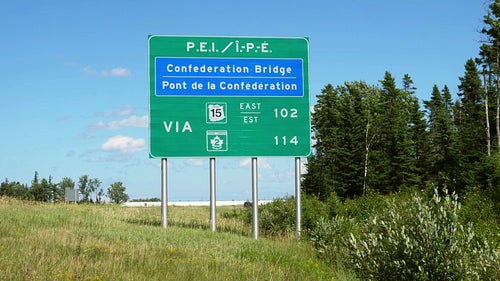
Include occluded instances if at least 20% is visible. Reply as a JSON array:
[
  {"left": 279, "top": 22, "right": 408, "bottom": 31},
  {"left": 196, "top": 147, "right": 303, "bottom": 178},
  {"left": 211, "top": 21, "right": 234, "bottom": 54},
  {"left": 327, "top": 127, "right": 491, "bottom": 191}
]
[{"left": 274, "top": 108, "right": 298, "bottom": 118}]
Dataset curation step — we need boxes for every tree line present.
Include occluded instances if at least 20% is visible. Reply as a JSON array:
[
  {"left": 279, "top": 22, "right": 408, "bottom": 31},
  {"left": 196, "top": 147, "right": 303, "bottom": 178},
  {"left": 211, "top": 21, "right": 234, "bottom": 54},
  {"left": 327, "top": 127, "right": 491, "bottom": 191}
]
[
  {"left": 0, "top": 172, "right": 129, "bottom": 204},
  {"left": 303, "top": 1, "right": 500, "bottom": 210}
]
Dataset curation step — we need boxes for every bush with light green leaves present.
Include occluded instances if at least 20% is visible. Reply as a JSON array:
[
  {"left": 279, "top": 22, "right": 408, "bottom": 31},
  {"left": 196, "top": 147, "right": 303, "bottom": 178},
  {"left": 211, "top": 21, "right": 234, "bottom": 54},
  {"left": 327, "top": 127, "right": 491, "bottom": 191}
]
[{"left": 346, "top": 189, "right": 500, "bottom": 280}]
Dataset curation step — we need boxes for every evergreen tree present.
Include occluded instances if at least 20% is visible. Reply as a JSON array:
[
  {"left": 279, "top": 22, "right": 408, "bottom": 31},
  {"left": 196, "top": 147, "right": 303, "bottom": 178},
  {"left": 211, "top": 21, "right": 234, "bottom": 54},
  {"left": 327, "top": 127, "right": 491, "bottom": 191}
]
[
  {"left": 402, "top": 74, "right": 417, "bottom": 93},
  {"left": 40, "top": 178, "right": 51, "bottom": 202},
  {"left": 302, "top": 154, "right": 326, "bottom": 199},
  {"left": 1, "top": 179, "right": 31, "bottom": 200},
  {"left": 303, "top": 81, "right": 382, "bottom": 198},
  {"left": 31, "top": 171, "right": 46, "bottom": 201},
  {"left": 0, "top": 178, "right": 11, "bottom": 197},
  {"left": 372, "top": 72, "right": 419, "bottom": 192},
  {"left": 477, "top": 1, "right": 500, "bottom": 211},
  {"left": 33, "top": 171, "right": 39, "bottom": 184},
  {"left": 404, "top": 76, "right": 430, "bottom": 184},
  {"left": 455, "top": 59, "right": 487, "bottom": 192},
  {"left": 425, "top": 85, "right": 458, "bottom": 188},
  {"left": 303, "top": 84, "right": 339, "bottom": 200},
  {"left": 481, "top": 0, "right": 500, "bottom": 155},
  {"left": 304, "top": 74, "right": 426, "bottom": 198},
  {"left": 47, "top": 176, "right": 63, "bottom": 202},
  {"left": 331, "top": 82, "right": 373, "bottom": 197},
  {"left": 14, "top": 182, "right": 31, "bottom": 200}
]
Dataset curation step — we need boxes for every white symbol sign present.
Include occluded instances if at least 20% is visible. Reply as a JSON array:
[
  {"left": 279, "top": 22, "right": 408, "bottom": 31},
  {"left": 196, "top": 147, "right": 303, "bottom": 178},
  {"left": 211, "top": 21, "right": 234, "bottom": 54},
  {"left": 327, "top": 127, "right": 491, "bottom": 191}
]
[
  {"left": 211, "top": 136, "right": 224, "bottom": 150},
  {"left": 207, "top": 130, "right": 228, "bottom": 151},
  {"left": 207, "top": 103, "right": 227, "bottom": 123}
]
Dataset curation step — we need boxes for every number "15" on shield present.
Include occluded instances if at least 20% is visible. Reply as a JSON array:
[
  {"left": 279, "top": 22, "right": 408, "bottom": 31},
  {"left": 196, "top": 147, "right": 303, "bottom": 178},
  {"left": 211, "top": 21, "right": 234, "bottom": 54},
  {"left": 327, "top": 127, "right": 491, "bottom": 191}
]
[{"left": 206, "top": 103, "right": 227, "bottom": 124}]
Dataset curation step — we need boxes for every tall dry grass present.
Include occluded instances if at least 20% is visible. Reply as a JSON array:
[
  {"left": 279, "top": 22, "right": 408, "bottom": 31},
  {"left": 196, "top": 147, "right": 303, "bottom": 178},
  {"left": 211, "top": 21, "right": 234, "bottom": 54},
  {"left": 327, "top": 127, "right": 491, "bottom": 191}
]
[{"left": 0, "top": 197, "right": 351, "bottom": 280}]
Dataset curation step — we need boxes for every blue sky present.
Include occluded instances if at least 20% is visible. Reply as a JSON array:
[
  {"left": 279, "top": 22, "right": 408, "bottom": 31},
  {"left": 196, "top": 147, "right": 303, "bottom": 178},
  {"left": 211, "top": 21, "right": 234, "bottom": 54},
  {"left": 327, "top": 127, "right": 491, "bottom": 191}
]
[{"left": 0, "top": 0, "right": 488, "bottom": 200}]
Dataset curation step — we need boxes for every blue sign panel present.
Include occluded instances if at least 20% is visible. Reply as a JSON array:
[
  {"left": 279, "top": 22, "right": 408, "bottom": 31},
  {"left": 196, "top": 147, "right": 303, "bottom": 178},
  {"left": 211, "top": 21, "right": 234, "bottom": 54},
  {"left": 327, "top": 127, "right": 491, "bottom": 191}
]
[{"left": 155, "top": 57, "right": 303, "bottom": 97}]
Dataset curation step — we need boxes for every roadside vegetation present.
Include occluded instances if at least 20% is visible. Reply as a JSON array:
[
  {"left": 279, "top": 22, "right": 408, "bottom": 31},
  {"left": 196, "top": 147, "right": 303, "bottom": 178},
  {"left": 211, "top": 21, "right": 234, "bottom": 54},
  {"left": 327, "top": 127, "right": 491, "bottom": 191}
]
[
  {"left": 1, "top": 173, "right": 129, "bottom": 204},
  {"left": 0, "top": 197, "right": 351, "bottom": 280},
  {"left": 1, "top": 187, "right": 498, "bottom": 280},
  {"left": 248, "top": 188, "right": 500, "bottom": 280}
]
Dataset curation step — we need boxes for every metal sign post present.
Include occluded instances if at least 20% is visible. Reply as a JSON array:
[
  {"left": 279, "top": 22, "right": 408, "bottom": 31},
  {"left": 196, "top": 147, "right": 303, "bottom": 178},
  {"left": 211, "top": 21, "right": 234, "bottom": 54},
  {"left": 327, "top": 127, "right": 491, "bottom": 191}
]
[
  {"left": 210, "top": 157, "right": 216, "bottom": 231},
  {"left": 252, "top": 157, "right": 259, "bottom": 239},
  {"left": 295, "top": 157, "right": 302, "bottom": 236},
  {"left": 161, "top": 158, "right": 168, "bottom": 228}
]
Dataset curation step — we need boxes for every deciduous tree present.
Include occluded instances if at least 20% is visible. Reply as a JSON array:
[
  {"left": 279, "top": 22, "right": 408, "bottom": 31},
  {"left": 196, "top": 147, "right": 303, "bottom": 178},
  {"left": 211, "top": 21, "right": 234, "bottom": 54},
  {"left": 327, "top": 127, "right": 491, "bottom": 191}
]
[
  {"left": 107, "top": 182, "right": 129, "bottom": 204},
  {"left": 78, "top": 175, "right": 90, "bottom": 202}
]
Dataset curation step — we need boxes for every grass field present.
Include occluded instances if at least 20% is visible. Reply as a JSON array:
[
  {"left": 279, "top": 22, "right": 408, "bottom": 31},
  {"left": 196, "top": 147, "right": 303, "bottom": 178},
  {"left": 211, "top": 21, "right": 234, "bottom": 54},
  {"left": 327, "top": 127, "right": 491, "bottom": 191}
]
[{"left": 0, "top": 197, "right": 353, "bottom": 280}]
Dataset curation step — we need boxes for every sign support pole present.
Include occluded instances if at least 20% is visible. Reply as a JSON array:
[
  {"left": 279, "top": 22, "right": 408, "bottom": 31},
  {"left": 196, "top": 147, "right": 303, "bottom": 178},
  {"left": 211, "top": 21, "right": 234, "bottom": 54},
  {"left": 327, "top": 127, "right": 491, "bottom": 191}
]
[
  {"left": 210, "top": 157, "right": 216, "bottom": 231},
  {"left": 252, "top": 157, "right": 259, "bottom": 239},
  {"left": 161, "top": 158, "right": 168, "bottom": 228},
  {"left": 295, "top": 157, "right": 302, "bottom": 236}
]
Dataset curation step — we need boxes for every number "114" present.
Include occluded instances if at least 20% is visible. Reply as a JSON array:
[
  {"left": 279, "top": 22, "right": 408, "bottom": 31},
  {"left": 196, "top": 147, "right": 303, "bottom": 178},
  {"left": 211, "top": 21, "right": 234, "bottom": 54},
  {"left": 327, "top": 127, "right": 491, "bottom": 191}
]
[{"left": 274, "top": 136, "right": 298, "bottom": 145}]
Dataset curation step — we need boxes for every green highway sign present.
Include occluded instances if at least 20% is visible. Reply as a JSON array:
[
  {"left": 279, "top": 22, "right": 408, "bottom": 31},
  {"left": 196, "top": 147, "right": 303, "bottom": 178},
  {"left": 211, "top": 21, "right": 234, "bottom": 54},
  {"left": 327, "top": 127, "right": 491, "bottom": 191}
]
[{"left": 148, "top": 35, "right": 311, "bottom": 157}]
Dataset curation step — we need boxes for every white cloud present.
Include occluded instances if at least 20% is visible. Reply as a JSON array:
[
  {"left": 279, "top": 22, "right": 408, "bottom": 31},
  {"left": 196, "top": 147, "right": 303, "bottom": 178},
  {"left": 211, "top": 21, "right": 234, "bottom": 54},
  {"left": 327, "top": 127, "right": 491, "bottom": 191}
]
[
  {"left": 239, "top": 158, "right": 251, "bottom": 168},
  {"left": 119, "top": 115, "right": 148, "bottom": 127},
  {"left": 83, "top": 66, "right": 98, "bottom": 75},
  {"left": 83, "top": 66, "right": 131, "bottom": 77},
  {"left": 260, "top": 171, "right": 289, "bottom": 183},
  {"left": 88, "top": 115, "right": 148, "bottom": 131},
  {"left": 116, "top": 108, "right": 133, "bottom": 117},
  {"left": 238, "top": 158, "right": 272, "bottom": 170},
  {"left": 106, "top": 67, "right": 131, "bottom": 77},
  {"left": 260, "top": 159, "right": 272, "bottom": 170},
  {"left": 101, "top": 135, "right": 146, "bottom": 154}
]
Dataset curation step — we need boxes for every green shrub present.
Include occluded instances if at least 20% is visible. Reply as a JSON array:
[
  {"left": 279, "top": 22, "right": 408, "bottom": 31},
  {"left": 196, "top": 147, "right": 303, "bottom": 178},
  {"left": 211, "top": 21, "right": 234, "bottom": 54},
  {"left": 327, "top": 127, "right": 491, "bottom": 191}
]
[
  {"left": 237, "top": 197, "right": 297, "bottom": 237},
  {"left": 308, "top": 216, "right": 358, "bottom": 262},
  {"left": 346, "top": 189, "right": 500, "bottom": 280},
  {"left": 324, "top": 192, "right": 342, "bottom": 218},
  {"left": 301, "top": 194, "right": 327, "bottom": 231},
  {"left": 339, "top": 190, "right": 387, "bottom": 222},
  {"left": 256, "top": 195, "right": 333, "bottom": 237},
  {"left": 461, "top": 186, "right": 500, "bottom": 249},
  {"left": 258, "top": 197, "right": 296, "bottom": 237},
  {"left": 239, "top": 196, "right": 330, "bottom": 238}
]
